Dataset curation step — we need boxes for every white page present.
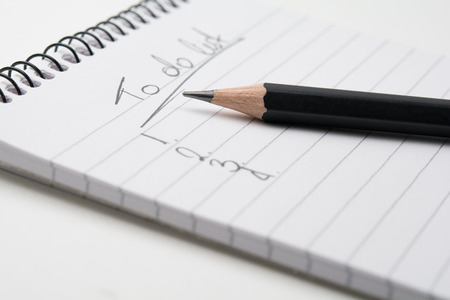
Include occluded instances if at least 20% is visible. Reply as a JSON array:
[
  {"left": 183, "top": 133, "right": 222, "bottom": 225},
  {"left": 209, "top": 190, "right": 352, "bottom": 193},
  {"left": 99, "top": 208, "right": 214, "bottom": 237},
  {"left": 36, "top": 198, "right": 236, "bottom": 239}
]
[
  {"left": 1, "top": 1, "right": 450, "bottom": 299},
  {"left": 390, "top": 193, "right": 450, "bottom": 299}
]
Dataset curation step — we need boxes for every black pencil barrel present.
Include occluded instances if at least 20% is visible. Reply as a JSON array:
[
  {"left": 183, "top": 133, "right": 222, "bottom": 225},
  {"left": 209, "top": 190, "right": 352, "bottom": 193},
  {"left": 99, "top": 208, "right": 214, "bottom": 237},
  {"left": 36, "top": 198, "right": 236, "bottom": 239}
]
[{"left": 262, "top": 83, "right": 450, "bottom": 137}]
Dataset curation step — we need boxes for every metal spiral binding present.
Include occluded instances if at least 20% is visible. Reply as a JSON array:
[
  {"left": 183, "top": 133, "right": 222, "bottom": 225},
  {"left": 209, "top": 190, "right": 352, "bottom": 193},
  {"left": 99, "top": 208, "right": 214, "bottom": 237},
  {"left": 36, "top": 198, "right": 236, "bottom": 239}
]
[{"left": 0, "top": 0, "right": 188, "bottom": 104}]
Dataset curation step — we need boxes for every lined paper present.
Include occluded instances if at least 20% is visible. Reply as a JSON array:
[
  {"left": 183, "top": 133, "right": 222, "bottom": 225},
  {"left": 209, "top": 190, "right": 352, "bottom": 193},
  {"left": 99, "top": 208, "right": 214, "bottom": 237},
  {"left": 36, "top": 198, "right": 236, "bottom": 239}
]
[{"left": 1, "top": 0, "right": 450, "bottom": 299}]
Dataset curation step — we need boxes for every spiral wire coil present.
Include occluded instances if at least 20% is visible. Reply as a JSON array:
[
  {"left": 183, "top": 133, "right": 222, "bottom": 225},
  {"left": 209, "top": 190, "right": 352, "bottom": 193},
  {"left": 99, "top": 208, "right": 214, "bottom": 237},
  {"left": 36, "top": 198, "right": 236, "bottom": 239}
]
[{"left": 0, "top": 0, "right": 188, "bottom": 103}]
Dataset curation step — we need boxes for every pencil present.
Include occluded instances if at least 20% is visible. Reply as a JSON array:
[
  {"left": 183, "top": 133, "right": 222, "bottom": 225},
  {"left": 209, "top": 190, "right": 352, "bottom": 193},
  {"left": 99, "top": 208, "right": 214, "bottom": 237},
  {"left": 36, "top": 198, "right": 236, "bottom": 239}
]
[{"left": 182, "top": 83, "right": 450, "bottom": 138}]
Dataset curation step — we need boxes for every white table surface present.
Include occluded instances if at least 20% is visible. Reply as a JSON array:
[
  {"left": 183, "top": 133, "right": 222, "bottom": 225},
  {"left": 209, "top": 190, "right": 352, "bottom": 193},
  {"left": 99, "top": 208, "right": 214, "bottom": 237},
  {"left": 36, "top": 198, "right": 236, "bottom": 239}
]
[{"left": 1, "top": 1, "right": 449, "bottom": 299}]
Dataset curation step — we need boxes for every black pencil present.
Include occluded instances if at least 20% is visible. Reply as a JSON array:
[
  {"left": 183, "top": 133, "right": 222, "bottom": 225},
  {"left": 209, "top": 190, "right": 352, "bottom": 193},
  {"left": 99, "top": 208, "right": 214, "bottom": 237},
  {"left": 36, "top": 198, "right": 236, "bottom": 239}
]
[{"left": 182, "top": 83, "right": 450, "bottom": 138}]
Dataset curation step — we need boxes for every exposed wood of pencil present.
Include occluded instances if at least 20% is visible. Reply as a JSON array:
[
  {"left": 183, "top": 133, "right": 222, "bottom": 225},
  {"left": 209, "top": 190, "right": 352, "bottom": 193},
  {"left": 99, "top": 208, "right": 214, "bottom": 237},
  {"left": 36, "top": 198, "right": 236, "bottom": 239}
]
[{"left": 212, "top": 83, "right": 267, "bottom": 119}]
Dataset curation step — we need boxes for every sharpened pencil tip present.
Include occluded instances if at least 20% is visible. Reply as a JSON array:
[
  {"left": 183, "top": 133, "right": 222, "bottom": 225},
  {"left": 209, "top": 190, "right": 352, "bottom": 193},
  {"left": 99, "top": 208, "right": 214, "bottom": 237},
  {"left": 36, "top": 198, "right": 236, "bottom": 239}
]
[{"left": 182, "top": 90, "right": 214, "bottom": 103}]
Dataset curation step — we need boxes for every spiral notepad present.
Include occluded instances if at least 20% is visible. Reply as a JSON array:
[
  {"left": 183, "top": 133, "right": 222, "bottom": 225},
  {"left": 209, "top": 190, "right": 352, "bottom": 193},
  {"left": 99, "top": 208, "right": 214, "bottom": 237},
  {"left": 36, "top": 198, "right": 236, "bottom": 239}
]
[{"left": 1, "top": 1, "right": 450, "bottom": 299}]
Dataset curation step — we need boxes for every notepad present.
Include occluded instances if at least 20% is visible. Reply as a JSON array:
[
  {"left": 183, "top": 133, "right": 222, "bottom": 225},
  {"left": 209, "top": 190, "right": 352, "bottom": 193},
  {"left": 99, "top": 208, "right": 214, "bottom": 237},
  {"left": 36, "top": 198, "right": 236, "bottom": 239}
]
[{"left": 1, "top": 1, "right": 450, "bottom": 299}]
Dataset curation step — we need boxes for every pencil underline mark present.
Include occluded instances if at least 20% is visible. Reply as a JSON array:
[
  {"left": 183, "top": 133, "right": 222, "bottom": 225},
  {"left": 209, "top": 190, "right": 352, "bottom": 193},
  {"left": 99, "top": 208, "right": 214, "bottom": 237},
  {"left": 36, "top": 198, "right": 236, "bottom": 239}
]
[
  {"left": 140, "top": 37, "right": 244, "bottom": 128},
  {"left": 51, "top": 7, "right": 281, "bottom": 164}
]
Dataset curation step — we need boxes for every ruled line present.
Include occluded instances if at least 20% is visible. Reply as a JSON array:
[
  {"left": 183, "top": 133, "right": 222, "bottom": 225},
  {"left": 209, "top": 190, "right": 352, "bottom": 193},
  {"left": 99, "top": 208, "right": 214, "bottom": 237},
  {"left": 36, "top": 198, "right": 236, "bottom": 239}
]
[
  {"left": 295, "top": 32, "right": 361, "bottom": 85},
  {"left": 254, "top": 23, "right": 333, "bottom": 83},
  {"left": 140, "top": 37, "right": 244, "bottom": 127},
  {"left": 190, "top": 125, "right": 290, "bottom": 234},
  {"left": 430, "top": 237, "right": 450, "bottom": 298},
  {"left": 183, "top": 25, "right": 374, "bottom": 242},
  {"left": 442, "top": 87, "right": 450, "bottom": 98},
  {"left": 198, "top": 16, "right": 309, "bottom": 91},
  {"left": 116, "top": 14, "right": 310, "bottom": 202},
  {"left": 268, "top": 134, "right": 370, "bottom": 249},
  {"left": 302, "top": 47, "right": 418, "bottom": 274},
  {"left": 406, "top": 55, "right": 445, "bottom": 95},
  {"left": 49, "top": 6, "right": 282, "bottom": 181},
  {"left": 154, "top": 18, "right": 335, "bottom": 219},
  {"left": 116, "top": 17, "right": 310, "bottom": 188},
  {"left": 156, "top": 119, "right": 255, "bottom": 207},
  {"left": 385, "top": 90, "right": 450, "bottom": 282},
  {"left": 385, "top": 160, "right": 449, "bottom": 297},
  {"left": 342, "top": 59, "right": 450, "bottom": 289},
  {"left": 135, "top": 15, "right": 308, "bottom": 133},
  {"left": 347, "top": 141, "right": 445, "bottom": 283},
  {"left": 333, "top": 40, "right": 388, "bottom": 88},
  {"left": 229, "top": 38, "right": 389, "bottom": 260}
]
